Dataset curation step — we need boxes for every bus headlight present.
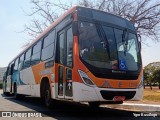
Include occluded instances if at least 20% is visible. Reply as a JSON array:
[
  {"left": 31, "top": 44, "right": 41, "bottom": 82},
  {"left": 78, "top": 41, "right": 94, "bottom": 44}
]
[
  {"left": 78, "top": 70, "right": 96, "bottom": 87},
  {"left": 138, "top": 76, "right": 143, "bottom": 89}
]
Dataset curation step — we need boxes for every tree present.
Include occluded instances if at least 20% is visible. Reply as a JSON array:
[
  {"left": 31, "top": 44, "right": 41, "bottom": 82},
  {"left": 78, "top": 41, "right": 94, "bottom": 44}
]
[
  {"left": 23, "top": 0, "right": 160, "bottom": 44},
  {"left": 144, "top": 62, "right": 160, "bottom": 89},
  {"left": 143, "top": 65, "right": 154, "bottom": 89},
  {"left": 152, "top": 69, "right": 160, "bottom": 89},
  {"left": 23, "top": 0, "right": 73, "bottom": 41}
]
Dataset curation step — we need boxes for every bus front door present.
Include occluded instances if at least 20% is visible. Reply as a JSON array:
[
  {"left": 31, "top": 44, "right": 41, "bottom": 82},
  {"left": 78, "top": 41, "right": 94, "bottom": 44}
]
[
  {"left": 57, "top": 27, "right": 73, "bottom": 99},
  {"left": 6, "top": 63, "right": 14, "bottom": 94}
]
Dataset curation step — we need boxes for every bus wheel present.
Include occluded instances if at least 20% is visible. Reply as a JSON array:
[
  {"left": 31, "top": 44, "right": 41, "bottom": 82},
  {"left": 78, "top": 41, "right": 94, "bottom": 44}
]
[
  {"left": 88, "top": 102, "right": 100, "bottom": 108},
  {"left": 44, "top": 84, "right": 52, "bottom": 108},
  {"left": 115, "top": 101, "right": 123, "bottom": 104},
  {"left": 3, "top": 91, "right": 7, "bottom": 96}
]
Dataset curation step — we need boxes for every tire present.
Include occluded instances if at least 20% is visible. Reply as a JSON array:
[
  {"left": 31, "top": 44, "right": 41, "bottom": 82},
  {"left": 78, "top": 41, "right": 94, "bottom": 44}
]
[
  {"left": 3, "top": 91, "right": 6, "bottom": 95},
  {"left": 3, "top": 91, "right": 7, "bottom": 95},
  {"left": 88, "top": 102, "right": 100, "bottom": 108},
  {"left": 115, "top": 101, "right": 123, "bottom": 104},
  {"left": 44, "top": 83, "right": 53, "bottom": 108}
]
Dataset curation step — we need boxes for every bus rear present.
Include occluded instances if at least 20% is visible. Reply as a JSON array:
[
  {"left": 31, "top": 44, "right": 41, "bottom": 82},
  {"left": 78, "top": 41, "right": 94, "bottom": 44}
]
[{"left": 71, "top": 7, "right": 143, "bottom": 105}]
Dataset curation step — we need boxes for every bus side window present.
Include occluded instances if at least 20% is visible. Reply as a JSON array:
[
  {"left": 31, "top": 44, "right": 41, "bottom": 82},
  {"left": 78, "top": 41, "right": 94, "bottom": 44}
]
[
  {"left": 14, "top": 58, "right": 19, "bottom": 72},
  {"left": 24, "top": 48, "right": 32, "bottom": 68},
  {"left": 41, "top": 29, "right": 55, "bottom": 61},
  {"left": 31, "top": 40, "right": 42, "bottom": 65},
  {"left": 19, "top": 54, "right": 25, "bottom": 70}
]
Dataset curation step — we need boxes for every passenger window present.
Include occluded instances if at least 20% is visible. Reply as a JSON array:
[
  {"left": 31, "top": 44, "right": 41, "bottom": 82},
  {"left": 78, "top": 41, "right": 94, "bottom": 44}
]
[
  {"left": 24, "top": 48, "right": 32, "bottom": 68},
  {"left": 14, "top": 58, "right": 19, "bottom": 71},
  {"left": 33, "top": 41, "right": 42, "bottom": 54},
  {"left": 19, "top": 54, "right": 25, "bottom": 69},
  {"left": 43, "top": 30, "right": 55, "bottom": 47},
  {"left": 41, "top": 30, "right": 55, "bottom": 60},
  {"left": 31, "top": 41, "right": 42, "bottom": 65},
  {"left": 25, "top": 49, "right": 32, "bottom": 59}
]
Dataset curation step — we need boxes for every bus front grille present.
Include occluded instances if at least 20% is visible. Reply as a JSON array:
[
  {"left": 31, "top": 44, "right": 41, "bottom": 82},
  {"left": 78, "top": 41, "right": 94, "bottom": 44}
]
[{"left": 100, "top": 91, "right": 136, "bottom": 100}]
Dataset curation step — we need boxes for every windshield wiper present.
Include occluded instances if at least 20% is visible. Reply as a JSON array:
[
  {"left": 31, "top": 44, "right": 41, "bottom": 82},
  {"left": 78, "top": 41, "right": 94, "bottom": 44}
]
[
  {"left": 96, "top": 24, "right": 110, "bottom": 59},
  {"left": 122, "top": 28, "right": 128, "bottom": 56}
]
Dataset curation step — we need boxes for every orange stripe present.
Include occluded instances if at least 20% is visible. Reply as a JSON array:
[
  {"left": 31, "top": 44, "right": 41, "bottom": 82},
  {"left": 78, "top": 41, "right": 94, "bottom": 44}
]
[{"left": 32, "top": 62, "right": 44, "bottom": 84}]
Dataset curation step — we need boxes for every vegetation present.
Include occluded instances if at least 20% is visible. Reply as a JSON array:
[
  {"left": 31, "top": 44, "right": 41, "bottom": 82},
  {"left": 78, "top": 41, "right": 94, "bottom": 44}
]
[
  {"left": 152, "top": 69, "right": 160, "bottom": 89},
  {"left": 143, "top": 62, "right": 160, "bottom": 89},
  {"left": 23, "top": 0, "right": 160, "bottom": 45},
  {"left": 143, "top": 89, "right": 160, "bottom": 103}
]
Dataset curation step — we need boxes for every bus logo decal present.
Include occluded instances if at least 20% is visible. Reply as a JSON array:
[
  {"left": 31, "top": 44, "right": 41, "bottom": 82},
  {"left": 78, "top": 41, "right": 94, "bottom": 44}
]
[{"left": 101, "top": 81, "right": 113, "bottom": 88}]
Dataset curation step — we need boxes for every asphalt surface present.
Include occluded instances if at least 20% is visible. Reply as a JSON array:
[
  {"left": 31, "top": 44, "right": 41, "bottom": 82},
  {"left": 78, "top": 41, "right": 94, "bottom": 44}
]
[{"left": 0, "top": 90, "right": 159, "bottom": 120}]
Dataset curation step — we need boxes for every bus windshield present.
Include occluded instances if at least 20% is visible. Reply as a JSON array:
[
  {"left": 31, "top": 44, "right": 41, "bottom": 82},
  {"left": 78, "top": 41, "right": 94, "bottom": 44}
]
[{"left": 79, "top": 21, "right": 140, "bottom": 71}]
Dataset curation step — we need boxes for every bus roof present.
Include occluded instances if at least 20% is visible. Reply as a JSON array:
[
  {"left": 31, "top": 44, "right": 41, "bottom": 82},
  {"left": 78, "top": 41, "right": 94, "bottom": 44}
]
[{"left": 77, "top": 7, "right": 134, "bottom": 30}]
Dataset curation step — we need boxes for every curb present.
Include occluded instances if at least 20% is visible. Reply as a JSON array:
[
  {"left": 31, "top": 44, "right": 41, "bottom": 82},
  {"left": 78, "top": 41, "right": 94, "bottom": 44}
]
[{"left": 104, "top": 103, "right": 160, "bottom": 112}]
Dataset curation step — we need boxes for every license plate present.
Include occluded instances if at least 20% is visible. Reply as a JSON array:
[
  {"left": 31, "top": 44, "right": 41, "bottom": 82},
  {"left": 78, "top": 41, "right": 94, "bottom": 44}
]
[{"left": 113, "top": 96, "right": 125, "bottom": 101}]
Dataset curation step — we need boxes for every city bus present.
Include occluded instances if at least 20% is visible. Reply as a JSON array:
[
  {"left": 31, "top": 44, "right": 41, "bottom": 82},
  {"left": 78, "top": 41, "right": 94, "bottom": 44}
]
[{"left": 3, "top": 6, "right": 143, "bottom": 107}]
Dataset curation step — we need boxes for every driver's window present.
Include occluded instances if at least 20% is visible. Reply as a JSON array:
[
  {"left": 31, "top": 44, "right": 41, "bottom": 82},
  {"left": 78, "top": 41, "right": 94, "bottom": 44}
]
[{"left": 127, "top": 33, "right": 138, "bottom": 63}]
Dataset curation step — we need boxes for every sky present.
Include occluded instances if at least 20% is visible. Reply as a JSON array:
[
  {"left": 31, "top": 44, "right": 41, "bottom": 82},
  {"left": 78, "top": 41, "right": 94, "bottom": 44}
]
[{"left": 0, "top": 1, "right": 160, "bottom": 68}]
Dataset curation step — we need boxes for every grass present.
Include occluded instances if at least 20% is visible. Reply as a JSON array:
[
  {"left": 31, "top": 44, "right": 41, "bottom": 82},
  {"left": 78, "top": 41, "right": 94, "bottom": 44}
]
[{"left": 143, "top": 89, "right": 160, "bottom": 103}]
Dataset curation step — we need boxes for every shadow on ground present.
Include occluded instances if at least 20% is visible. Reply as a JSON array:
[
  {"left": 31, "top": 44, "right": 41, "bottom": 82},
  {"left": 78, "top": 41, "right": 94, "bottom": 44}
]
[{"left": 1, "top": 93, "right": 160, "bottom": 120}]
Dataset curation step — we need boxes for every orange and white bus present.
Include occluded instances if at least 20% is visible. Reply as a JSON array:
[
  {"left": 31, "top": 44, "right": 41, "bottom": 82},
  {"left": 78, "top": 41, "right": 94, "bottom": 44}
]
[{"left": 3, "top": 6, "right": 143, "bottom": 107}]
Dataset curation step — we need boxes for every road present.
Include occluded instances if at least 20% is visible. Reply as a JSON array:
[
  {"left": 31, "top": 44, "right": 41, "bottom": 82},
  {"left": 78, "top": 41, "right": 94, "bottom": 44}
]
[{"left": 0, "top": 90, "right": 159, "bottom": 120}]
